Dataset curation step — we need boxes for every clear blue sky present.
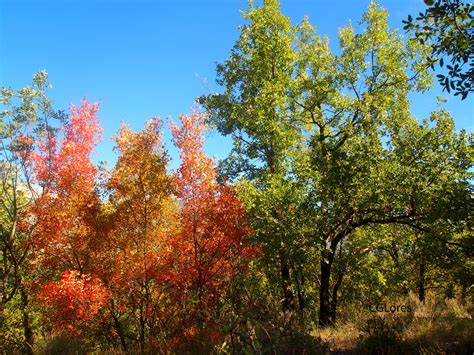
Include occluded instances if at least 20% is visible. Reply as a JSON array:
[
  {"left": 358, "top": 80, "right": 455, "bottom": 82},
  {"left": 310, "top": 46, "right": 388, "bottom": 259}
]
[{"left": 1, "top": 0, "right": 472, "bottom": 170}]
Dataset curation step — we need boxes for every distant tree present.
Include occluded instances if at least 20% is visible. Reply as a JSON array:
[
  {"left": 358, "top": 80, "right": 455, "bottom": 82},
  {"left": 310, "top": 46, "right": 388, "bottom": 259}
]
[{"left": 403, "top": 0, "right": 473, "bottom": 99}]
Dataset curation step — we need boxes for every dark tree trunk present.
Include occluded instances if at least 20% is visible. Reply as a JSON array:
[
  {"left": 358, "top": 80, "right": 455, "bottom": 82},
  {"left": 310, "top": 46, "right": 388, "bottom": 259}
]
[
  {"left": 330, "top": 268, "right": 343, "bottom": 324},
  {"left": 110, "top": 302, "right": 128, "bottom": 352},
  {"left": 319, "top": 248, "right": 335, "bottom": 327},
  {"left": 20, "top": 285, "right": 33, "bottom": 354},
  {"left": 279, "top": 253, "right": 295, "bottom": 313},
  {"left": 418, "top": 256, "right": 425, "bottom": 303},
  {"left": 139, "top": 311, "right": 146, "bottom": 350},
  {"left": 294, "top": 265, "right": 305, "bottom": 311}
]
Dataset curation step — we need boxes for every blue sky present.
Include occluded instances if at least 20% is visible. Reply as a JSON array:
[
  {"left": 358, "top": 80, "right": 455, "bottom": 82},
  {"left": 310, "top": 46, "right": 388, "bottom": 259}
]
[{"left": 1, "top": 0, "right": 472, "bottom": 170}]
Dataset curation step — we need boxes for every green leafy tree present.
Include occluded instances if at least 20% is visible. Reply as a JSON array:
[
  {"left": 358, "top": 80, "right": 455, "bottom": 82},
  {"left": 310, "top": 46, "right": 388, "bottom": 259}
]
[
  {"left": 201, "top": 0, "right": 472, "bottom": 327},
  {"left": 201, "top": 0, "right": 307, "bottom": 317}
]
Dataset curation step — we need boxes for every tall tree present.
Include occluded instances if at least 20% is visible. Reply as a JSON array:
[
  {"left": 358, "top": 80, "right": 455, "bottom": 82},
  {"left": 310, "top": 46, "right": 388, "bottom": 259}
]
[
  {"left": 201, "top": 0, "right": 472, "bottom": 327},
  {"left": 200, "top": 0, "right": 306, "bottom": 317}
]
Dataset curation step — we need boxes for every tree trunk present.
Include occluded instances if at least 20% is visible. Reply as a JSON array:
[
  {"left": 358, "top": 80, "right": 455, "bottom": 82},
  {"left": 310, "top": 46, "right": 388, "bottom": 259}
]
[
  {"left": 319, "top": 248, "right": 335, "bottom": 327},
  {"left": 294, "top": 265, "right": 305, "bottom": 311},
  {"left": 138, "top": 300, "right": 146, "bottom": 351},
  {"left": 330, "top": 269, "right": 343, "bottom": 324},
  {"left": 279, "top": 253, "right": 295, "bottom": 313},
  {"left": 110, "top": 302, "right": 128, "bottom": 352},
  {"left": 20, "top": 285, "right": 33, "bottom": 354},
  {"left": 418, "top": 256, "right": 425, "bottom": 303}
]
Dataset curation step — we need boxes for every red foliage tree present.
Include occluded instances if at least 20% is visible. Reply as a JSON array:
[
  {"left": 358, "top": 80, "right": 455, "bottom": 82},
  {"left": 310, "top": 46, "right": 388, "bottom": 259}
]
[
  {"left": 25, "top": 101, "right": 106, "bottom": 335},
  {"left": 22, "top": 103, "right": 257, "bottom": 347},
  {"left": 27, "top": 101, "right": 102, "bottom": 275},
  {"left": 169, "top": 109, "right": 258, "bottom": 341}
]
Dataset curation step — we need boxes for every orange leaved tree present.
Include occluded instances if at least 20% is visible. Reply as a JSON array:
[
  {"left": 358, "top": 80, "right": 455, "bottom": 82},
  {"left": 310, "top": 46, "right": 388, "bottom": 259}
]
[{"left": 102, "top": 117, "right": 177, "bottom": 351}]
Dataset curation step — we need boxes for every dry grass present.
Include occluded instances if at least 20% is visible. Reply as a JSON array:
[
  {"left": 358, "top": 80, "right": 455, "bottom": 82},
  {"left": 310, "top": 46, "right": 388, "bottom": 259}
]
[
  {"left": 27, "top": 293, "right": 474, "bottom": 354},
  {"left": 315, "top": 293, "right": 473, "bottom": 354},
  {"left": 316, "top": 322, "right": 361, "bottom": 352}
]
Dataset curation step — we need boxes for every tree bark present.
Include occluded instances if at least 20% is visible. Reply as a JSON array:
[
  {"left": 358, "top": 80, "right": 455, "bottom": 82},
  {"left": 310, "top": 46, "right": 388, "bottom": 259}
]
[
  {"left": 330, "top": 265, "right": 343, "bottom": 324},
  {"left": 139, "top": 308, "right": 146, "bottom": 351},
  {"left": 110, "top": 301, "right": 128, "bottom": 352},
  {"left": 293, "top": 265, "right": 305, "bottom": 311},
  {"left": 418, "top": 255, "right": 425, "bottom": 303},
  {"left": 279, "top": 253, "right": 295, "bottom": 313},
  {"left": 319, "top": 247, "right": 335, "bottom": 326},
  {"left": 20, "top": 285, "right": 33, "bottom": 354}
]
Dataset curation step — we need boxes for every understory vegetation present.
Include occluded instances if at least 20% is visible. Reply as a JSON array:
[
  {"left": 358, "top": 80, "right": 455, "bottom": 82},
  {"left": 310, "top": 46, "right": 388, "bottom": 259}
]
[{"left": 1, "top": 1, "right": 472, "bottom": 354}]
